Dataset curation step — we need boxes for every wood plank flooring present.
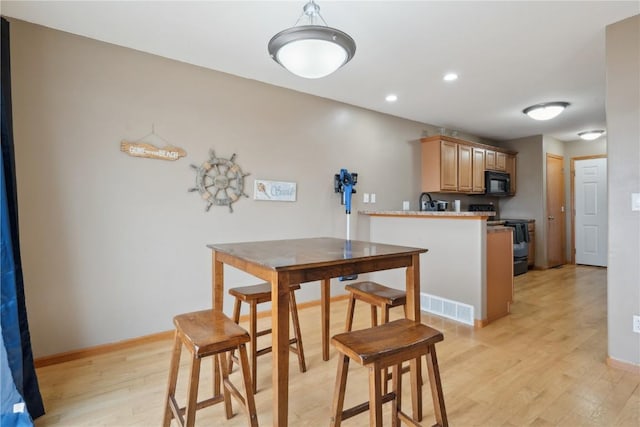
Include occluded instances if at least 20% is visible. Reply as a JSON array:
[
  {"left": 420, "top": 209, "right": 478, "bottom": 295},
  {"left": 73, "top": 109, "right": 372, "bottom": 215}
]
[{"left": 34, "top": 265, "right": 639, "bottom": 426}]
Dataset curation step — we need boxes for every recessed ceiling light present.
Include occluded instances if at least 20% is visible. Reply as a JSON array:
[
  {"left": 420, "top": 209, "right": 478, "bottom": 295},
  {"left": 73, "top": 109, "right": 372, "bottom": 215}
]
[
  {"left": 443, "top": 73, "right": 458, "bottom": 82},
  {"left": 385, "top": 94, "right": 398, "bottom": 102},
  {"left": 578, "top": 130, "right": 605, "bottom": 140},
  {"left": 522, "top": 102, "right": 570, "bottom": 121}
]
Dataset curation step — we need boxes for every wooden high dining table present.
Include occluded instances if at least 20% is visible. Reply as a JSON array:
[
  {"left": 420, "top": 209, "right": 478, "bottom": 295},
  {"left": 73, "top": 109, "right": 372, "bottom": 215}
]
[{"left": 207, "top": 237, "right": 427, "bottom": 426}]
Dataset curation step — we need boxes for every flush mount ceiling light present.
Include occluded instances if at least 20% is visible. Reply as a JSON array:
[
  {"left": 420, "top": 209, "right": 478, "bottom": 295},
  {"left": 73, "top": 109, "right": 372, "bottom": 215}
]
[
  {"left": 522, "top": 102, "right": 570, "bottom": 121},
  {"left": 268, "top": 0, "right": 356, "bottom": 79},
  {"left": 578, "top": 130, "right": 606, "bottom": 140},
  {"left": 385, "top": 94, "right": 398, "bottom": 102}
]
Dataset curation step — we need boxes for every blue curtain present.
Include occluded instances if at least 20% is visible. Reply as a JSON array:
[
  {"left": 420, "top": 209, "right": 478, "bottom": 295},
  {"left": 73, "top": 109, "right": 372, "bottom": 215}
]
[{"left": 1, "top": 17, "right": 45, "bottom": 425}]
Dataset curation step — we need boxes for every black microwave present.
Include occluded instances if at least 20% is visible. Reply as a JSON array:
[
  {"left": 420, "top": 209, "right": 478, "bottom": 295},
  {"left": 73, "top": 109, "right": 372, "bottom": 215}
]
[{"left": 485, "top": 171, "right": 511, "bottom": 196}]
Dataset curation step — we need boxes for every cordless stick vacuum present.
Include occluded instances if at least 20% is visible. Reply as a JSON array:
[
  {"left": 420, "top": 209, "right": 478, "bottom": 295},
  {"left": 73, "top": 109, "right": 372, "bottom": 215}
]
[{"left": 334, "top": 169, "right": 358, "bottom": 281}]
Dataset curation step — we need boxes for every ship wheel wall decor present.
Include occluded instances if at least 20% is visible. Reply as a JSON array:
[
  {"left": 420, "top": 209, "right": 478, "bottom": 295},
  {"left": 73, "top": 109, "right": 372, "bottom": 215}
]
[{"left": 189, "top": 150, "right": 250, "bottom": 212}]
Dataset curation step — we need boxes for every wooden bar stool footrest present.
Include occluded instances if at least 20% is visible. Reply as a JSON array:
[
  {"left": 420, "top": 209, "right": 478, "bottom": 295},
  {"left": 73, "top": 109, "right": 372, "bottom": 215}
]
[{"left": 338, "top": 392, "right": 396, "bottom": 421}]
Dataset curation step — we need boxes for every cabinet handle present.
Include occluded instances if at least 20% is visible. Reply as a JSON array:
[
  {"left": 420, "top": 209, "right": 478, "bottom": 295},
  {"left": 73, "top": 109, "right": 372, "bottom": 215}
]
[{"left": 548, "top": 216, "right": 555, "bottom": 220}]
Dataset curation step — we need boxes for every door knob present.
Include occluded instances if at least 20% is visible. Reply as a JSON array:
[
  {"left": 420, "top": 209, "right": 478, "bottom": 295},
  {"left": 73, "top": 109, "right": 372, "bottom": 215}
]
[{"left": 548, "top": 216, "right": 555, "bottom": 220}]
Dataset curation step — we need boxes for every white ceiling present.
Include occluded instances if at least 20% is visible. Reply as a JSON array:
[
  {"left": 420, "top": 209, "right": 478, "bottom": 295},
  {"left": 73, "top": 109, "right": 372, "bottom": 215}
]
[{"left": 3, "top": 1, "right": 638, "bottom": 142}]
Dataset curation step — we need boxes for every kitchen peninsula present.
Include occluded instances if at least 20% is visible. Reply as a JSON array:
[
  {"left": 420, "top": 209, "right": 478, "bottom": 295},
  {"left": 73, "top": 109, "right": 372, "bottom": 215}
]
[{"left": 358, "top": 210, "right": 513, "bottom": 327}]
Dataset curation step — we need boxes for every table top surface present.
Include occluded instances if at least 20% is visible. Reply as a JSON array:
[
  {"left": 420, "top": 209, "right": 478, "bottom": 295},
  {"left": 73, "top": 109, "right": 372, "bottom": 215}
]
[{"left": 208, "top": 237, "right": 427, "bottom": 271}]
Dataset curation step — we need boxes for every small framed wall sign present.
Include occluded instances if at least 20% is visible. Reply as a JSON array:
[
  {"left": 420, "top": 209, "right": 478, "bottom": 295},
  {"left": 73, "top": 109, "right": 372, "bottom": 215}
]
[{"left": 254, "top": 179, "right": 297, "bottom": 202}]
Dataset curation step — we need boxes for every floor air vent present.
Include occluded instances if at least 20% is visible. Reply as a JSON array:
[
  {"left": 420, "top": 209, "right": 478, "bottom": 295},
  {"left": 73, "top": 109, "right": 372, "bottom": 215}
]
[{"left": 420, "top": 293, "right": 474, "bottom": 326}]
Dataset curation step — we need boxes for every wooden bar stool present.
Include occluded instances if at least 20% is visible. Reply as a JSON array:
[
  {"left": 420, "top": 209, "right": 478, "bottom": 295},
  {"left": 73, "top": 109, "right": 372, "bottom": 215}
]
[
  {"left": 344, "top": 281, "right": 419, "bottom": 410},
  {"left": 228, "top": 282, "right": 306, "bottom": 393},
  {"left": 162, "top": 309, "right": 258, "bottom": 427},
  {"left": 330, "top": 319, "right": 447, "bottom": 427},
  {"left": 344, "top": 281, "right": 407, "bottom": 331}
]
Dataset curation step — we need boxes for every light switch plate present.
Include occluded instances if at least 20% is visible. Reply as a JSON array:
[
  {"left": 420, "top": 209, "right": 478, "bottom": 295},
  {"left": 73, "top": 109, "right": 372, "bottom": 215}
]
[
  {"left": 632, "top": 193, "right": 640, "bottom": 211},
  {"left": 363, "top": 193, "right": 369, "bottom": 203},
  {"left": 370, "top": 193, "right": 376, "bottom": 203}
]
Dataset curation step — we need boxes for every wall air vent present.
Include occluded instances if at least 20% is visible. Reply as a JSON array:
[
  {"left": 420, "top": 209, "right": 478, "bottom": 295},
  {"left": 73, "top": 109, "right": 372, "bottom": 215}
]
[{"left": 420, "top": 293, "right": 474, "bottom": 326}]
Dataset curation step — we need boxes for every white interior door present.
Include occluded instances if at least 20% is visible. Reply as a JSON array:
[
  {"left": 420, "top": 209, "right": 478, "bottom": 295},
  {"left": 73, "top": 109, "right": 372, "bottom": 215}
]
[{"left": 575, "top": 158, "right": 607, "bottom": 266}]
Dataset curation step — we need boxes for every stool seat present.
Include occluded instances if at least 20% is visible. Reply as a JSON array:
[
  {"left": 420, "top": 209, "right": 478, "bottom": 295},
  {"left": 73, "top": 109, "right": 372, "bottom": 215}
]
[
  {"left": 344, "top": 281, "right": 406, "bottom": 308},
  {"left": 332, "top": 319, "right": 443, "bottom": 365},
  {"left": 229, "top": 282, "right": 301, "bottom": 304},
  {"left": 330, "top": 319, "right": 448, "bottom": 427},
  {"left": 174, "top": 310, "right": 250, "bottom": 357},
  {"left": 163, "top": 310, "right": 258, "bottom": 427}
]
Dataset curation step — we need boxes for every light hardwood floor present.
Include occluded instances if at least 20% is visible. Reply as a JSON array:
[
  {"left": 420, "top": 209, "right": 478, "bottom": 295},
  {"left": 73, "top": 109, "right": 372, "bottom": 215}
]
[{"left": 34, "top": 265, "right": 639, "bottom": 426}]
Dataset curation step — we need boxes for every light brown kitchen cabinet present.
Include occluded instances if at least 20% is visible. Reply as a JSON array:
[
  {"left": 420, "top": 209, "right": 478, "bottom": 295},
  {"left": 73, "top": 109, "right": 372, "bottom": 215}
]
[
  {"left": 458, "top": 144, "right": 473, "bottom": 192},
  {"left": 527, "top": 221, "right": 535, "bottom": 268},
  {"left": 421, "top": 135, "right": 517, "bottom": 194},
  {"left": 486, "top": 228, "right": 514, "bottom": 323},
  {"left": 486, "top": 149, "right": 507, "bottom": 171},
  {"left": 421, "top": 137, "right": 458, "bottom": 192},
  {"left": 440, "top": 140, "right": 458, "bottom": 190},
  {"left": 496, "top": 152, "right": 507, "bottom": 171},
  {"left": 472, "top": 147, "right": 485, "bottom": 193},
  {"left": 485, "top": 149, "right": 496, "bottom": 170}
]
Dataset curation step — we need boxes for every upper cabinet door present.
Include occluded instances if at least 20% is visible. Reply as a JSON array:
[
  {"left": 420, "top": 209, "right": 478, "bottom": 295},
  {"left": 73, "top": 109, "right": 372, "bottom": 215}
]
[
  {"left": 496, "top": 152, "right": 507, "bottom": 171},
  {"left": 440, "top": 140, "right": 459, "bottom": 191},
  {"left": 485, "top": 149, "right": 496, "bottom": 170},
  {"left": 472, "top": 147, "right": 485, "bottom": 193},
  {"left": 458, "top": 144, "right": 473, "bottom": 192}
]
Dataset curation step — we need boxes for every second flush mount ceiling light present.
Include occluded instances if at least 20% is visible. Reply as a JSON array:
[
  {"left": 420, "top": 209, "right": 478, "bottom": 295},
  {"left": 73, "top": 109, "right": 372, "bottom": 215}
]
[
  {"left": 523, "top": 102, "right": 570, "bottom": 121},
  {"left": 268, "top": 1, "right": 356, "bottom": 79}
]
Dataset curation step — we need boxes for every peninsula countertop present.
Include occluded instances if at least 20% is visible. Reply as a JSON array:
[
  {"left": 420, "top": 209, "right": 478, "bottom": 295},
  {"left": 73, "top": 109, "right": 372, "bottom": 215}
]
[{"left": 360, "top": 210, "right": 497, "bottom": 218}]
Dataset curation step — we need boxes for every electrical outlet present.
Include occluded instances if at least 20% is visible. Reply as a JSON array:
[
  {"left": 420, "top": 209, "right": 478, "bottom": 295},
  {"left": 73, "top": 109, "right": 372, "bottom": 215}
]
[
  {"left": 633, "top": 315, "right": 640, "bottom": 334},
  {"left": 371, "top": 193, "right": 376, "bottom": 203}
]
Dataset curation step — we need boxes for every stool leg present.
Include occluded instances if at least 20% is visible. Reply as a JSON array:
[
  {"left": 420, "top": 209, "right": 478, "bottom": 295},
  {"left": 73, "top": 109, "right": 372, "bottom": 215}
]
[
  {"left": 249, "top": 301, "right": 258, "bottom": 394},
  {"left": 330, "top": 355, "right": 350, "bottom": 427},
  {"left": 162, "top": 332, "right": 182, "bottom": 427},
  {"left": 345, "top": 294, "right": 356, "bottom": 332},
  {"left": 185, "top": 354, "right": 202, "bottom": 427},
  {"left": 381, "top": 305, "right": 390, "bottom": 395},
  {"left": 391, "top": 363, "right": 402, "bottom": 427},
  {"left": 368, "top": 363, "right": 383, "bottom": 427},
  {"left": 218, "top": 353, "right": 233, "bottom": 419},
  {"left": 370, "top": 305, "right": 378, "bottom": 327},
  {"left": 238, "top": 343, "right": 259, "bottom": 427},
  {"left": 410, "top": 357, "right": 423, "bottom": 422},
  {"left": 289, "top": 290, "right": 307, "bottom": 372},
  {"left": 427, "top": 345, "right": 448, "bottom": 427},
  {"left": 228, "top": 298, "right": 242, "bottom": 372}
]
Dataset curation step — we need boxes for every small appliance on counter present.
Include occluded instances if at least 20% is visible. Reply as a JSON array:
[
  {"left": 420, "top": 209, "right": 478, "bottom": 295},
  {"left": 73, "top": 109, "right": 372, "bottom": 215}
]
[{"left": 419, "top": 193, "right": 448, "bottom": 211}]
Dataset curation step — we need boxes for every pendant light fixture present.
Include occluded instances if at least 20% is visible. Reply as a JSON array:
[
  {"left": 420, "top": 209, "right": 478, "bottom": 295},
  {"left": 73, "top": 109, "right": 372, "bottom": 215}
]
[
  {"left": 268, "top": 1, "right": 356, "bottom": 79},
  {"left": 522, "top": 102, "right": 570, "bottom": 121}
]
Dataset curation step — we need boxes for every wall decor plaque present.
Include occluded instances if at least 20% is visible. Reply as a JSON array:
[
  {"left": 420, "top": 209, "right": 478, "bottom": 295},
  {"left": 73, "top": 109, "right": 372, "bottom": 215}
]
[
  {"left": 120, "top": 141, "right": 186, "bottom": 161},
  {"left": 254, "top": 179, "right": 297, "bottom": 202},
  {"left": 188, "top": 150, "right": 249, "bottom": 212}
]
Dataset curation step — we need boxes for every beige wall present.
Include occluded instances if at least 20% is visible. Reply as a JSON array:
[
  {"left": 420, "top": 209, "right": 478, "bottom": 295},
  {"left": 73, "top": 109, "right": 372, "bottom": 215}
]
[
  {"left": 9, "top": 20, "right": 445, "bottom": 357},
  {"left": 605, "top": 15, "right": 640, "bottom": 366}
]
